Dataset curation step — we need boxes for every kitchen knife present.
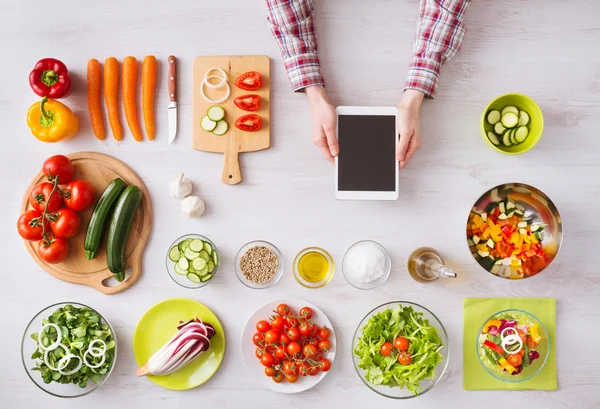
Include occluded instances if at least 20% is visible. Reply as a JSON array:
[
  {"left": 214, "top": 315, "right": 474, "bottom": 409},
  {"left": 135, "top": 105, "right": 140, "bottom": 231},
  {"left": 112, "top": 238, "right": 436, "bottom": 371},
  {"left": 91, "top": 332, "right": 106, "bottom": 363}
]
[{"left": 168, "top": 55, "right": 177, "bottom": 143}]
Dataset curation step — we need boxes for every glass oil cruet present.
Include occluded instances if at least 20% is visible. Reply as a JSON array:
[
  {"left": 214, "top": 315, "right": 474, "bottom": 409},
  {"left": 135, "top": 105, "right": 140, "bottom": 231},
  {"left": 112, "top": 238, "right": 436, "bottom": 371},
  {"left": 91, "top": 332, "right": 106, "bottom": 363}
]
[{"left": 407, "top": 247, "right": 457, "bottom": 282}]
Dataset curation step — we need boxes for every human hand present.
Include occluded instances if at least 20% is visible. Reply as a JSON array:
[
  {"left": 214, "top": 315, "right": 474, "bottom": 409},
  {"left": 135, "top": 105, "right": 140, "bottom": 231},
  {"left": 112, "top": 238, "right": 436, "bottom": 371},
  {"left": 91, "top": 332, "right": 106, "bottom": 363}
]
[
  {"left": 306, "top": 85, "right": 338, "bottom": 164},
  {"left": 396, "top": 89, "right": 425, "bottom": 168}
]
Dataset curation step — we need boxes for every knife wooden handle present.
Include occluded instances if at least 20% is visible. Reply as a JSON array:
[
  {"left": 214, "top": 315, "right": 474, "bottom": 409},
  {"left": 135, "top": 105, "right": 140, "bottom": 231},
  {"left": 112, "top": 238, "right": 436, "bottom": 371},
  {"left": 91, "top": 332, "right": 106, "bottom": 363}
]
[{"left": 168, "top": 56, "right": 176, "bottom": 102}]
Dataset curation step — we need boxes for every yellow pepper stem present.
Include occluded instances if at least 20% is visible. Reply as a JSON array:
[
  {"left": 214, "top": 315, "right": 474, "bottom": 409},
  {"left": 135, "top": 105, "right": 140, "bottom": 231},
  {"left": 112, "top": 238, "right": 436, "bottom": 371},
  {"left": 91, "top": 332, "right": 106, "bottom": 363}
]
[{"left": 39, "top": 97, "right": 55, "bottom": 128}]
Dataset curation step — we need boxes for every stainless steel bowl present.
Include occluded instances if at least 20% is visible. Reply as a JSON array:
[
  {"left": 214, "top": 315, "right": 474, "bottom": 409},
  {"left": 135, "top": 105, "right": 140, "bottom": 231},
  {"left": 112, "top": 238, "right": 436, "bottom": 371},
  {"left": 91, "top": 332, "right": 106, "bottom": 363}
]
[{"left": 467, "top": 183, "right": 562, "bottom": 279}]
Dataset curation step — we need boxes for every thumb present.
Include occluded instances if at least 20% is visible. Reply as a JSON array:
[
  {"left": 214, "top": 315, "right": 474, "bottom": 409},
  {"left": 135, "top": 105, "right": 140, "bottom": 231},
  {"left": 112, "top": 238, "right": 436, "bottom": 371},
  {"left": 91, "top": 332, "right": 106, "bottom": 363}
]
[
  {"left": 397, "top": 129, "right": 413, "bottom": 162},
  {"left": 323, "top": 123, "right": 339, "bottom": 156}
]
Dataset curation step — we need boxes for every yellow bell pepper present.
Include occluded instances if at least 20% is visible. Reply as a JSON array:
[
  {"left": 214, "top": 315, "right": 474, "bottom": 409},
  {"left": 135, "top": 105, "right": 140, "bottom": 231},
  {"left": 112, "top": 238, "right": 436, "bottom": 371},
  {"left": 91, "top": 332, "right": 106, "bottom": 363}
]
[
  {"left": 27, "top": 97, "right": 78, "bottom": 143},
  {"left": 498, "top": 357, "right": 516, "bottom": 374},
  {"left": 530, "top": 324, "right": 542, "bottom": 343},
  {"left": 482, "top": 319, "right": 502, "bottom": 333}
]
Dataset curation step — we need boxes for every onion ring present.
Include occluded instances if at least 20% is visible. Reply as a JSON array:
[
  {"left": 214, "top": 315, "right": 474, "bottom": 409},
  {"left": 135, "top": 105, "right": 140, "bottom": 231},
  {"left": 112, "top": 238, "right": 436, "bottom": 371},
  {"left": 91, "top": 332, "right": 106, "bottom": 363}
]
[
  {"left": 87, "top": 339, "right": 107, "bottom": 357},
  {"left": 201, "top": 81, "right": 231, "bottom": 104},
  {"left": 58, "top": 354, "right": 83, "bottom": 376},
  {"left": 37, "top": 324, "right": 62, "bottom": 351},
  {"left": 84, "top": 349, "right": 106, "bottom": 369},
  {"left": 43, "top": 343, "right": 70, "bottom": 371},
  {"left": 204, "top": 74, "right": 226, "bottom": 90},
  {"left": 203, "top": 67, "right": 227, "bottom": 84}
]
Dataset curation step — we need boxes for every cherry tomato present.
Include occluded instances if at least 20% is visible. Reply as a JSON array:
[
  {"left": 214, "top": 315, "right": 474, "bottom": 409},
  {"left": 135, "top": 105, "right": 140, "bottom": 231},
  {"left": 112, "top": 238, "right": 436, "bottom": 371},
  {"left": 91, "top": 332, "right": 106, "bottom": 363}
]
[
  {"left": 318, "top": 327, "right": 331, "bottom": 340},
  {"left": 37, "top": 237, "right": 69, "bottom": 264},
  {"left": 264, "top": 367, "right": 276, "bottom": 377},
  {"left": 273, "top": 356, "right": 282, "bottom": 366},
  {"left": 299, "top": 321, "right": 313, "bottom": 337},
  {"left": 233, "top": 94, "right": 261, "bottom": 111},
  {"left": 299, "top": 307, "right": 313, "bottom": 319},
  {"left": 260, "top": 353, "right": 275, "bottom": 367},
  {"left": 307, "top": 365, "right": 319, "bottom": 376},
  {"left": 252, "top": 332, "right": 264, "bottom": 346},
  {"left": 17, "top": 210, "right": 49, "bottom": 241},
  {"left": 527, "top": 336, "right": 538, "bottom": 348},
  {"left": 287, "top": 341, "right": 301, "bottom": 356},
  {"left": 272, "top": 372, "right": 285, "bottom": 383},
  {"left": 271, "top": 315, "right": 285, "bottom": 333},
  {"left": 277, "top": 304, "right": 290, "bottom": 316},
  {"left": 282, "top": 361, "right": 296, "bottom": 375},
  {"left": 398, "top": 351, "right": 412, "bottom": 365},
  {"left": 280, "top": 333, "right": 291, "bottom": 346},
  {"left": 380, "top": 342, "right": 394, "bottom": 357},
  {"left": 255, "top": 348, "right": 266, "bottom": 359},
  {"left": 518, "top": 349, "right": 525, "bottom": 357},
  {"left": 286, "top": 327, "right": 300, "bottom": 341},
  {"left": 264, "top": 330, "right": 280, "bottom": 344},
  {"left": 394, "top": 336, "right": 409, "bottom": 352},
  {"left": 275, "top": 347, "right": 287, "bottom": 360},
  {"left": 319, "top": 358, "right": 332, "bottom": 372},
  {"left": 507, "top": 353, "right": 522, "bottom": 367},
  {"left": 286, "top": 374, "right": 299, "bottom": 383},
  {"left": 303, "top": 344, "right": 318, "bottom": 358},
  {"left": 62, "top": 180, "right": 95, "bottom": 211},
  {"left": 517, "top": 329, "right": 527, "bottom": 344},
  {"left": 234, "top": 114, "right": 262, "bottom": 132},
  {"left": 318, "top": 340, "right": 332, "bottom": 351},
  {"left": 256, "top": 320, "right": 271, "bottom": 333},
  {"left": 285, "top": 315, "right": 298, "bottom": 328},
  {"left": 296, "top": 362, "right": 308, "bottom": 376},
  {"left": 48, "top": 208, "right": 81, "bottom": 239},
  {"left": 30, "top": 182, "right": 63, "bottom": 213},
  {"left": 42, "top": 155, "right": 74, "bottom": 184},
  {"left": 234, "top": 71, "right": 262, "bottom": 91}
]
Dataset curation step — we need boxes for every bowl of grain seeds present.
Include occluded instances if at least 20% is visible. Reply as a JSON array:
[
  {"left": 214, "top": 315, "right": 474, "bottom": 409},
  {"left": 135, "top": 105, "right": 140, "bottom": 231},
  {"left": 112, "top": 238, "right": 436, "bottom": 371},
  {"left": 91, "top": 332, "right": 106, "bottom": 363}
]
[{"left": 234, "top": 240, "right": 284, "bottom": 289}]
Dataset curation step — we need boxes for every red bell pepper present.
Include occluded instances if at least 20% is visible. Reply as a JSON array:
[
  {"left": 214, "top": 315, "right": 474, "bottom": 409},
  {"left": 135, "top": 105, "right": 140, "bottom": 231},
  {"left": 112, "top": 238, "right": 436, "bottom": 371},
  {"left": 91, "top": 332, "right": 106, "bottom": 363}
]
[
  {"left": 484, "top": 339, "right": 505, "bottom": 355},
  {"left": 29, "top": 58, "right": 71, "bottom": 98}
]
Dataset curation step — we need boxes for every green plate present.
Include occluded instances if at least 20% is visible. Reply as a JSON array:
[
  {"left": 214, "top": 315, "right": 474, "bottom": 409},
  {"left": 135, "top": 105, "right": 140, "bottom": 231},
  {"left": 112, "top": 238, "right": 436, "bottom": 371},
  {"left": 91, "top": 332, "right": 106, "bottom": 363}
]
[{"left": 132, "top": 298, "right": 225, "bottom": 390}]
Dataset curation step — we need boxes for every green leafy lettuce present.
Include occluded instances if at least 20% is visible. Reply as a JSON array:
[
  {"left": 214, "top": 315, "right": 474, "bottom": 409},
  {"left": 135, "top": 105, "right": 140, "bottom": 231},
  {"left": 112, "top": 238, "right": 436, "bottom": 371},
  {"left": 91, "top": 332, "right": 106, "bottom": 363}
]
[{"left": 353, "top": 305, "right": 443, "bottom": 395}]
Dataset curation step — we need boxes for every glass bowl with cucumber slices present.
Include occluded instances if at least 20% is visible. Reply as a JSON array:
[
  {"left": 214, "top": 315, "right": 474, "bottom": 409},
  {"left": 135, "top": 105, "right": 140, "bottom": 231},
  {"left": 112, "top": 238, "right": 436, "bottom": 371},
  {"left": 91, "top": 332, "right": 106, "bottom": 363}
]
[
  {"left": 166, "top": 234, "right": 220, "bottom": 289},
  {"left": 481, "top": 93, "right": 543, "bottom": 154}
]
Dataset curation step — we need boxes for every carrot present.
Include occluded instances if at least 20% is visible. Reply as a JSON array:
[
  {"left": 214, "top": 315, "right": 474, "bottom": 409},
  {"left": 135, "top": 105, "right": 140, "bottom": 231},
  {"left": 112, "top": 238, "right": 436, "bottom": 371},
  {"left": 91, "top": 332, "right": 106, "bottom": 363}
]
[
  {"left": 141, "top": 56, "right": 157, "bottom": 141},
  {"left": 104, "top": 57, "right": 123, "bottom": 140},
  {"left": 87, "top": 59, "right": 105, "bottom": 140},
  {"left": 122, "top": 56, "right": 143, "bottom": 142}
]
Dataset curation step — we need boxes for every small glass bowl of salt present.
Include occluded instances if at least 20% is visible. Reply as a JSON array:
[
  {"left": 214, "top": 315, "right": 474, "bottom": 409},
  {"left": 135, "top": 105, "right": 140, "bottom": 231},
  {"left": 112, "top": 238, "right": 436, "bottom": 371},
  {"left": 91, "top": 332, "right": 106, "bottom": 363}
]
[{"left": 342, "top": 240, "right": 391, "bottom": 289}]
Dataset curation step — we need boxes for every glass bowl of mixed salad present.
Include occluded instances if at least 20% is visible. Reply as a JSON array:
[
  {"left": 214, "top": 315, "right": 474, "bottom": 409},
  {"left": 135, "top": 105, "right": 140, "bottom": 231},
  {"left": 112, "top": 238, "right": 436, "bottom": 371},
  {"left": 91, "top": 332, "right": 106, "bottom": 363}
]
[
  {"left": 477, "top": 309, "right": 549, "bottom": 382},
  {"left": 21, "top": 302, "right": 117, "bottom": 398},
  {"left": 352, "top": 301, "right": 449, "bottom": 399}
]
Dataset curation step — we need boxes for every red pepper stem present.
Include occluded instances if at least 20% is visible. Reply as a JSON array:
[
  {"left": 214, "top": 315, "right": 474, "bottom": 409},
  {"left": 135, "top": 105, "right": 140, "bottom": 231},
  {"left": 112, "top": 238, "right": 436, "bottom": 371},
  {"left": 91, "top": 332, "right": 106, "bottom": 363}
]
[
  {"left": 41, "top": 69, "right": 58, "bottom": 86},
  {"left": 39, "top": 97, "right": 55, "bottom": 128}
]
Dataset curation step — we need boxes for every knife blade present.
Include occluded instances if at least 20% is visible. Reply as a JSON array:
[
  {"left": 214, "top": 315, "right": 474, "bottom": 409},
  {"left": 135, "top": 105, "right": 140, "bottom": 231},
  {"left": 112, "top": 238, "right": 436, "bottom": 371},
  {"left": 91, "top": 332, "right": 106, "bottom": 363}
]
[{"left": 168, "top": 55, "right": 177, "bottom": 143}]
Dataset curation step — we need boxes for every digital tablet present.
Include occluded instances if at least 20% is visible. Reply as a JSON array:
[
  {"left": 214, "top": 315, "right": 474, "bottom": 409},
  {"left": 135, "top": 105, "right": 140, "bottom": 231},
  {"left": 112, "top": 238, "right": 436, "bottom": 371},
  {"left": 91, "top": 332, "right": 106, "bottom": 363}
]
[{"left": 335, "top": 106, "right": 399, "bottom": 200}]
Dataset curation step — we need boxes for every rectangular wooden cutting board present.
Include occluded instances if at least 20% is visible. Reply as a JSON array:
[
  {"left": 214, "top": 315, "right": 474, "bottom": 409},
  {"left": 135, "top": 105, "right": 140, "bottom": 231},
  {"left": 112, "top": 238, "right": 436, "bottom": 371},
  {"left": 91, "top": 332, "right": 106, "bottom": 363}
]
[{"left": 192, "top": 55, "right": 270, "bottom": 184}]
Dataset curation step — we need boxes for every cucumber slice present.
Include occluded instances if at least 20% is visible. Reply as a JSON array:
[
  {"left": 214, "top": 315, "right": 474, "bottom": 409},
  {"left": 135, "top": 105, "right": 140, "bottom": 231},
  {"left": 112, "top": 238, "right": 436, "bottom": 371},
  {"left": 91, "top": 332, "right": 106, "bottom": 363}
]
[
  {"left": 501, "top": 112, "right": 519, "bottom": 128},
  {"left": 212, "top": 250, "right": 219, "bottom": 266},
  {"left": 201, "top": 115, "right": 217, "bottom": 132},
  {"left": 192, "top": 257, "right": 207, "bottom": 271},
  {"left": 178, "top": 238, "right": 193, "bottom": 252},
  {"left": 499, "top": 202, "right": 506, "bottom": 213},
  {"left": 530, "top": 224, "right": 541, "bottom": 232},
  {"left": 515, "top": 126, "right": 529, "bottom": 143},
  {"left": 472, "top": 235, "right": 480, "bottom": 245},
  {"left": 207, "top": 260, "right": 215, "bottom": 273},
  {"left": 502, "top": 106, "right": 519, "bottom": 116},
  {"left": 518, "top": 110, "right": 530, "bottom": 126},
  {"left": 497, "top": 213, "right": 508, "bottom": 220},
  {"left": 189, "top": 239, "right": 204, "bottom": 252},
  {"left": 200, "top": 274, "right": 212, "bottom": 282},
  {"left": 187, "top": 273, "right": 201, "bottom": 283},
  {"left": 197, "top": 266, "right": 209, "bottom": 276},
  {"left": 486, "top": 110, "right": 501, "bottom": 125},
  {"left": 487, "top": 132, "right": 500, "bottom": 146},
  {"left": 203, "top": 242, "right": 212, "bottom": 254},
  {"left": 174, "top": 264, "right": 187, "bottom": 275},
  {"left": 168, "top": 246, "right": 181, "bottom": 262},
  {"left": 207, "top": 106, "right": 225, "bottom": 121},
  {"left": 506, "top": 200, "right": 515, "bottom": 210},
  {"left": 178, "top": 257, "right": 189, "bottom": 270},
  {"left": 502, "top": 130, "right": 512, "bottom": 147},
  {"left": 477, "top": 250, "right": 490, "bottom": 258},
  {"left": 184, "top": 247, "right": 200, "bottom": 260},
  {"left": 517, "top": 221, "right": 528, "bottom": 228},
  {"left": 510, "top": 129, "right": 518, "bottom": 145},
  {"left": 486, "top": 239, "right": 495, "bottom": 249},
  {"left": 494, "top": 122, "right": 505, "bottom": 135},
  {"left": 534, "top": 232, "right": 543, "bottom": 242},
  {"left": 212, "top": 120, "right": 229, "bottom": 136},
  {"left": 199, "top": 250, "right": 210, "bottom": 262}
]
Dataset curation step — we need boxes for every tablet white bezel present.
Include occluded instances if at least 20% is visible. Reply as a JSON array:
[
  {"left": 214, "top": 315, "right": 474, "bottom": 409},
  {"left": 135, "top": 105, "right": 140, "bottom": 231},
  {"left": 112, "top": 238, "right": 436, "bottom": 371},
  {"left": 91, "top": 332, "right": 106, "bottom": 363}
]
[{"left": 335, "top": 106, "right": 399, "bottom": 200}]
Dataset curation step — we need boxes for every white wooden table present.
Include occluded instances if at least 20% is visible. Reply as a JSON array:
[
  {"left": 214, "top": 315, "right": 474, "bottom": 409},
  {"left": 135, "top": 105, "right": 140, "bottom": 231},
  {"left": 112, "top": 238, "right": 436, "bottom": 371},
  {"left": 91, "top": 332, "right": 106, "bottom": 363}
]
[{"left": 1, "top": 0, "right": 599, "bottom": 407}]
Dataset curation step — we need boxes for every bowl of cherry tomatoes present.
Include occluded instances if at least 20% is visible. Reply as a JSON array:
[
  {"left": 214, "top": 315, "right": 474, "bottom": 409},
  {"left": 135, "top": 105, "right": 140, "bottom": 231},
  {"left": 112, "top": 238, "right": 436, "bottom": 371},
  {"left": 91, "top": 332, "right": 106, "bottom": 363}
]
[{"left": 241, "top": 299, "right": 336, "bottom": 393}]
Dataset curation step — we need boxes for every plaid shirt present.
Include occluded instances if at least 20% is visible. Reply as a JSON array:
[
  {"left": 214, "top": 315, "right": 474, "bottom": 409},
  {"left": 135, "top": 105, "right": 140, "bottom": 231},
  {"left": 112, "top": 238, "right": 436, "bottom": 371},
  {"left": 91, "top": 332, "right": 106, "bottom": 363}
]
[{"left": 267, "top": 0, "right": 470, "bottom": 97}]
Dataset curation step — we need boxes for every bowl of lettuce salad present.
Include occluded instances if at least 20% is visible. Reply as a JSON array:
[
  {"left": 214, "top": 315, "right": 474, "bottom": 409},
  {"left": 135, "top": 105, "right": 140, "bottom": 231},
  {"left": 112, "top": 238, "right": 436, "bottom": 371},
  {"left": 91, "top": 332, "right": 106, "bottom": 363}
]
[
  {"left": 477, "top": 309, "right": 549, "bottom": 382},
  {"left": 352, "top": 302, "right": 449, "bottom": 399}
]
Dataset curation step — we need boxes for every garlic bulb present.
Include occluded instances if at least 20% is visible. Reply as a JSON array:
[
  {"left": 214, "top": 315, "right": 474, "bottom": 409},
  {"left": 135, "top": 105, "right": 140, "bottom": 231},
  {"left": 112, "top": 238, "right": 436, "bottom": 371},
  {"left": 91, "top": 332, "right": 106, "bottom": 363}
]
[
  {"left": 170, "top": 173, "right": 192, "bottom": 200},
  {"left": 181, "top": 196, "right": 205, "bottom": 218}
]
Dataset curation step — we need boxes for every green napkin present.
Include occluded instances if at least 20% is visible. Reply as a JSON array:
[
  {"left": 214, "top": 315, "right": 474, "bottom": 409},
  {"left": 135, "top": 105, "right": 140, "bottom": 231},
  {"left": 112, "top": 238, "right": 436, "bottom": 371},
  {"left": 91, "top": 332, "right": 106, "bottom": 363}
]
[{"left": 464, "top": 298, "right": 557, "bottom": 390}]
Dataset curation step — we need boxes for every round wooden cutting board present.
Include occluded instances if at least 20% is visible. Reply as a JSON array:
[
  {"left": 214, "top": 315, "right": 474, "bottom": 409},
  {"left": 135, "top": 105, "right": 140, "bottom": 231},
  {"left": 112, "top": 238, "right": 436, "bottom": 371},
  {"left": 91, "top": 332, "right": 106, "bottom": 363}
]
[{"left": 20, "top": 152, "right": 152, "bottom": 295}]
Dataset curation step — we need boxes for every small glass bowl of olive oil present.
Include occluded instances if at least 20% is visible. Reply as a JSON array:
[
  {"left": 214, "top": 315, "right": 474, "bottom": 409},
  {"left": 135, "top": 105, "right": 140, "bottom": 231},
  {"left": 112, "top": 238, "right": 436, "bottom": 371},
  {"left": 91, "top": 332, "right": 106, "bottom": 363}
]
[{"left": 293, "top": 247, "right": 335, "bottom": 288}]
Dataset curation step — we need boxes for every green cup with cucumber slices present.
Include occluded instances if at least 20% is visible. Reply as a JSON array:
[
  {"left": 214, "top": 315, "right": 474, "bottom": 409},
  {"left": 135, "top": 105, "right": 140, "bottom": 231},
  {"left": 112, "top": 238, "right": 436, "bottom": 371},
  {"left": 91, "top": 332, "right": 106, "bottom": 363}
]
[
  {"left": 166, "top": 234, "right": 220, "bottom": 289},
  {"left": 481, "top": 93, "right": 544, "bottom": 154}
]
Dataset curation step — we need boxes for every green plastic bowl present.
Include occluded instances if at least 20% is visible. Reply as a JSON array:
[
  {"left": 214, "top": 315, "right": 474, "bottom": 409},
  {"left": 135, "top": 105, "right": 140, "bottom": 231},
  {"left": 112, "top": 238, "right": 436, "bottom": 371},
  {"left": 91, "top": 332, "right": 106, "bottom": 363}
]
[{"left": 481, "top": 93, "right": 544, "bottom": 154}]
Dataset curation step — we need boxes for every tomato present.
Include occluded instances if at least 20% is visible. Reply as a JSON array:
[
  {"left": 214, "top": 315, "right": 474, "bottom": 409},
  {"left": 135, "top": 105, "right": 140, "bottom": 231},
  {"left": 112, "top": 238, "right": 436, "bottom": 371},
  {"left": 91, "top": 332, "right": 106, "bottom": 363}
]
[
  {"left": 318, "top": 340, "right": 332, "bottom": 351},
  {"left": 252, "top": 332, "right": 264, "bottom": 346},
  {"left": 30, "top": 182, "right": 63, "bottom": 212},
  {"left": 286, "top": 374, "right": 299, "bottom": 383},
  {"left": 380, "top": 342, "right": 393, "bottom": 357},
  {"left": 37, "top": 237, "right": 69, "bottom": 264},
  {"left": 264, "top": 330, "right": 280, "bottom": 344},
  {"left": 299, "top": 307, "right": 313, "bottom": 319},
  {"left": 517, "top": 329, "right": 527, "bottom": 344},
  {"left": 234, "top": 71, "right": 262, "bottom": 91},
  {"left": 277, "top": 304, "right": 290, "bottom": 316},
  {"left": 62, "top": 180, "right": 95, "bottom": 211},
  {"left": 17, "top": 210, "right": 49, "bottom": 241},
  {"left": 233, "top": 94, "right": 261, "bottom": 111},
  {"left": 48, "top": 208, "right": 81, "bottom": 239},
  {"left": 518, "top": 349, "right": 525, "bottom": 357},
  {"left": 394, "top": 336, "right": 409, "bottom": 352},
  {"left": 234, "top": 114, "right": 262, "bottom": 132},
  {"left": 272, "top": 372, "right": 285, "bottom": 383},
  {"left": 255, "top": 347, "right": 266, "bottom": 358},
  {"left": 320, "top": 358, "right": 331, "bottom": 372},
  {"left": 286, "top": 327, "right": 300, "bottom": 341},
  {"left": 318, "top": 326, "right": 330, "bottom": 340},
  {"left": 271, "top": 315, "right": 286, "bottom": 333},
  {"left": 287, "top": 341, "right": 301, "bottom": 356},
  {"left": 507, "top": 353, "right": 522, "bottom": 367},
  {"left": 264, "top": 367, "right": 276, "bottom": 377},
  {"left": 256, "top": 320, "right": 271, "bottom": 333},
  {"left": 282, "top": 361, "right": 296, "bottom": 375},
  {"left": 307, "top": 365, "right": 319, "bottom": 376},
  {"left": 299, "top": 321, "right": 313, "bottom": 337},
  {"left": 42, "top": 155, "right": 74, "bottom": 184},
  {"left": 398, "top": 351, "right": 412, "bottom": 365},
  {"left": 285, "top": 315, "right": 298, "bottom": 328},
  {"left": 274, "top": 347, "right": 287, "bottom": 360},
  {"left": 280, "top": 333, "right": 291, "bottom": 346},
  {"left": 526, "top": 336, "right": 538, "bottom": 349},
  {"left": 273, "top": 355, "right": 282, "bottom": 366},
  {"left": 296, "top": 362, "right": 308, "bottom": 376},
  {"left": 303, "top": 344, "right": 318, "bottom": 358},
  {"left": 260, "top": 353, "right": 275, "bottom": 367}
]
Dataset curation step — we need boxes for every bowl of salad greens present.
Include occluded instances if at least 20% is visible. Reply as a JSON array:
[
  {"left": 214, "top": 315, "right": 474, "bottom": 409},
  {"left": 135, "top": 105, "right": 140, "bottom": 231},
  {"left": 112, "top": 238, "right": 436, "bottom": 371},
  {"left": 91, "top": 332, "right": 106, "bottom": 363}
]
[
  {"left": 477, "top": 309, "right": 549, "bottom": 382},
  {"left": 352, "top": 302, "right": 448, "bottom": 399},
  {"left": 21, "top": 302, "right": 117, "bottom": 398}
]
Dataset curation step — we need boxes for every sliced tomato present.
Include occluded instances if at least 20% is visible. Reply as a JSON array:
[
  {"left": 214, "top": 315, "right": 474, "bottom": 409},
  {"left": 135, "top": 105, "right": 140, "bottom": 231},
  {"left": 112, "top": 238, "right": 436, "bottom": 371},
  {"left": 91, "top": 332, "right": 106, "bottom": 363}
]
[
  {"left": 234, "top": 71, "right": 262, "bottom": 91},
  {"left": 235, "top": 114, "right": 262, "bottom": 132},
  {"left": 233, "top": 94, "right": 261, "bottom": 111}
]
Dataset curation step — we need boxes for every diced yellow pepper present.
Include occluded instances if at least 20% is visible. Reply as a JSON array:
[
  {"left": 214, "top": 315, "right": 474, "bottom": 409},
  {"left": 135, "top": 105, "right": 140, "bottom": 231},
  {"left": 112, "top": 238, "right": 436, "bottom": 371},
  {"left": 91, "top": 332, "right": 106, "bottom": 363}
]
[
  {"left": 498, "top": 358, "right": 516, "bottom": 374},
  {"left": 531, "top": 234, "right": 539, "bottom": 244},
  {"left": 530, "top": 324, "right": 542, "bottom": 343},
  {"left": 482, "top": 319, "right": 502, "bottom": 333},
  {"left": 482, "top": 229, "right": 491, "bottom": 239}
]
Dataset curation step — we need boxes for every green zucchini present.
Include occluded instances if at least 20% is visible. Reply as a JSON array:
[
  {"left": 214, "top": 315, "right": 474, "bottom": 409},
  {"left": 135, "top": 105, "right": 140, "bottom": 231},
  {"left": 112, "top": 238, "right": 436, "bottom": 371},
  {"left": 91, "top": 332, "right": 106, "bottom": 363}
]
[
  {"left": 84, "top": 178, "right": 127, "bottom": 260},
  {"left": 107, "top": 186, "right": 142, "bottom": 282}
]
